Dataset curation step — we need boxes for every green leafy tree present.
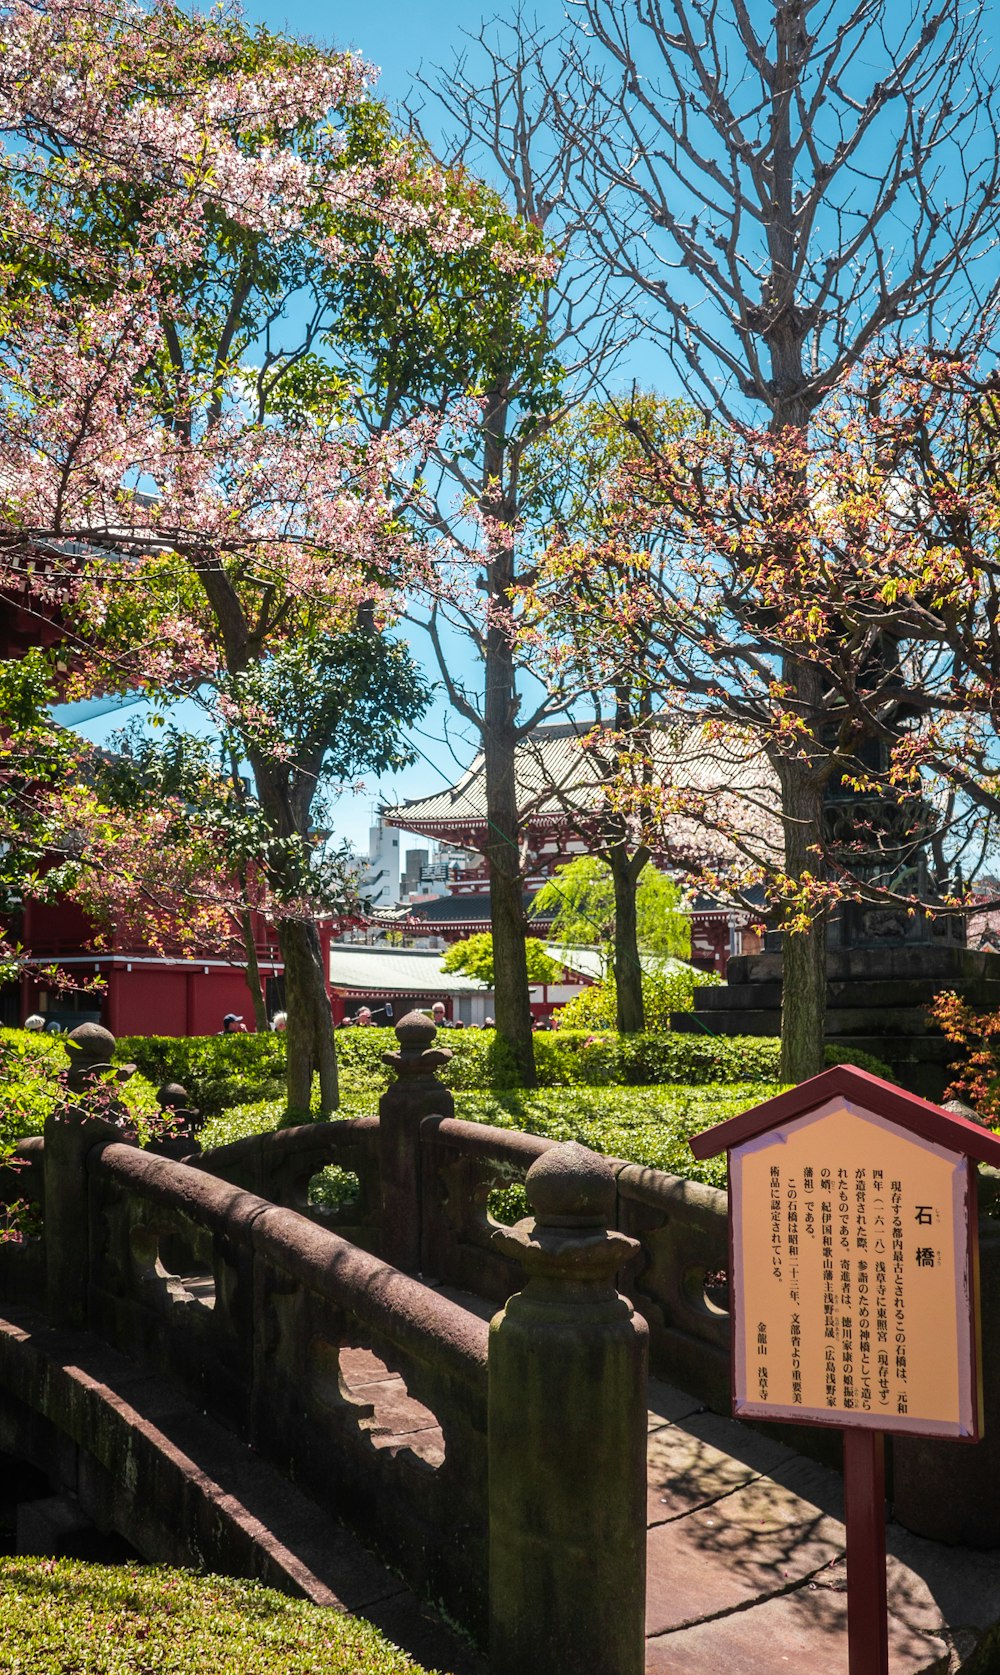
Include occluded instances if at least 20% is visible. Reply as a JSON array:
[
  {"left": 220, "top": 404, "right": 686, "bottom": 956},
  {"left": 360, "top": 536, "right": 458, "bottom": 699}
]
[
  {"left": 531, "top": 857, "right": 691, "bottom": 1024},
  {"left": 441, "top": 932, "right": 560, "bottom": 990}
]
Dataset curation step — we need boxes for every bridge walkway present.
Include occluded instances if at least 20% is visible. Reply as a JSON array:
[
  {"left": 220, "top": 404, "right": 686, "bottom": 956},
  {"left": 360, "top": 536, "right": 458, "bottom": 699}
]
[
  {"left": 366, "top": 1284, "right": 1000, "bottom": 1675},
  {"left": 5, "top": 1278, "right": 1000, "bottom": 1675},
  {"left": 0, "top": 1303, "right": 481, "bottom": 1675}
]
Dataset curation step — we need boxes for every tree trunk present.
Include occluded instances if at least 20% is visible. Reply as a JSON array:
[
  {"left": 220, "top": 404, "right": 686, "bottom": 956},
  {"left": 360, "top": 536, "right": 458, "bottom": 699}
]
[
  {"left": 778, "top": 765, "right": 827, "bottom": 1083},
  {"left": 484, "top": 692, "right": 536, "bottom": 1086},
  {"left": 482, "top": 388, "right": 536, "bottom": 1087},
  {"left": 243, "top": 748, "right": 340, "bottom": 1117},
  {"left": 610, "top": 846, "right": 645, "bottom": 1033},
  {"left": 239, "top": 901, "right": 268, "bottom": 1032},
  {"left": 280, "top": 916, "right": 338, "bottom": 1117}
]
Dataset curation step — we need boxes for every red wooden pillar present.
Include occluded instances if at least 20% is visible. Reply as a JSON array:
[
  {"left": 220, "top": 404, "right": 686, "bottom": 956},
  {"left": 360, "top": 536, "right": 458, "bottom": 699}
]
[
  {"left": 105, "top": 963, "right": 121, "bottom": 1034},
  {"left": 843, "top": 1429, "right": 889, "bottom": 1675}
]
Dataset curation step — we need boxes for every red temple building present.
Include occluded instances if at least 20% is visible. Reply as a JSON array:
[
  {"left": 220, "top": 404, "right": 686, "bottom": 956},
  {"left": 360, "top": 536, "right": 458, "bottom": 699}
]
[
  {"left": 12, "top": 897, "right": 286, "bottom": 1035},
  {"left": 380, "top": 722, "right": 772, "bottom": 976}
]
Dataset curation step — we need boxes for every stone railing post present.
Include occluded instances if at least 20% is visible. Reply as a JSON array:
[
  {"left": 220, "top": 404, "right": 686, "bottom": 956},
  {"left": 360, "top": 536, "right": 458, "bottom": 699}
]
[
  {"left": 488, "top": 1142, "right": 648, "bottom": 1675},
  {"left": 44, "top": 1023, "right": 128, "bottom": 1327},
  {"left": 378, "top": 1010, "right": 454, "bottom": 1271}
]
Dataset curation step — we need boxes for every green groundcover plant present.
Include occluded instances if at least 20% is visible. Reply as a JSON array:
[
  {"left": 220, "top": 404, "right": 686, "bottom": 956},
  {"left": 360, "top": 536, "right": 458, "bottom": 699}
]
[{"left": 0, "top": 1559, "right": 430, "bottom": 1674}]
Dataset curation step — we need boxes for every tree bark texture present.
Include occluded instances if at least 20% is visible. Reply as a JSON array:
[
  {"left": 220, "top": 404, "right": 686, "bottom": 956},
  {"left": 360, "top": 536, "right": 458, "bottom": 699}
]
[
  {"left": 778, "top": 763, "right": 827, "bottom": 1083},
  {"left": 239, "top": 900, "right": 269, "bottom": 1032},
  {"left": 482, "top": 392, "right": 536, "bottom": 1087},
  {"left": 484, "top": 658, "right": 536, "bottom": 1087},
  {"left": 196, "top": 565, "right": 339, "bottom": 1113},
  {"left": 280, "top": 916, "right": 338, "bottom": 1116},
  {"left": 250, "top": 754, "right": 339, "bottom": 1116},
  {"left": 610, "top": 844, "right": 645, "bottom": 1034}
]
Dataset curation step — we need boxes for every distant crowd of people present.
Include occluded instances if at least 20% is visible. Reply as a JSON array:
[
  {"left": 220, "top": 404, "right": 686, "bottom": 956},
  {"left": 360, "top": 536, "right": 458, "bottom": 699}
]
[
  {"left": 336, "top": 1001, "right": 507, "bottom": 1029},
  {"left": 220, "top": 1011, "right": 286, "bottom": 1033},
  {"left": 23, "top": 1004, "right": 555, "bottom": 1038}
]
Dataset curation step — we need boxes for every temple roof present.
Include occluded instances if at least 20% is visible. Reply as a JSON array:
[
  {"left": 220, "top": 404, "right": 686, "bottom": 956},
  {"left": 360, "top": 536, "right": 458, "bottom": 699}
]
[
  {"left": 382, "top": 720, "right": 780, "bottom": 864},
  {"left": 406, "top": 890, "right": 549, "bottom": 926},
  {"left": 327, "top": 944, "right": 491, "bottom": 996},
  {"left": 381, "top": 723, "right": 591, "bottom": 834}
]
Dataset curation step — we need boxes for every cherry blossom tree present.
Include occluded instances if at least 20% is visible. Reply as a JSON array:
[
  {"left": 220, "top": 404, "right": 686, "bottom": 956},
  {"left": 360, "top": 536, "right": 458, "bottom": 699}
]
[
  {"left": 0, "top": 0, "right": 546, "bottom": 1108},
  {"left": 524, "top": 357, "right": 1000, "bottom": 1075}
]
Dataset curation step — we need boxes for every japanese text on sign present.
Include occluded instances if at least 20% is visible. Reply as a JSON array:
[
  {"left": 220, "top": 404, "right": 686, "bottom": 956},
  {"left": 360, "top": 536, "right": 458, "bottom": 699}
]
[{"left": 731, "top": 1100, "right": 976, "bottom": 1437}]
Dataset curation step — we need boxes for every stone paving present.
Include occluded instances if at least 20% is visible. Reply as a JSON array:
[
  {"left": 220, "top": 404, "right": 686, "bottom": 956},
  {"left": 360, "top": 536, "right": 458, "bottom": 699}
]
[
  {"left": 343, "top": 1290, "right": 1000, "bottom": 1675},
  {"left": 641, "top": 1379, "right": 1000, "bottom": 1674}
]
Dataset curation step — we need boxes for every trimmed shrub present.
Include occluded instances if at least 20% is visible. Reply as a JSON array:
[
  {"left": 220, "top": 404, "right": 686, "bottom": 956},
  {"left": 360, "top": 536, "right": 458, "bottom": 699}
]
[
  {"left": 531, "top": 1032, "right": 895, "bottom": 1089},
  {"left": 328, "top": 1024, "right": 893, "bottom": 1093},
  {"left": 335, "top": 1023, "right": 521, "bottom": 1093},
  {"left": 115, "top": 1033, "right": 287, "bottom": 1115},
  {"left": 115, "top": 1027, "right": 521, "bottom": 1114}
]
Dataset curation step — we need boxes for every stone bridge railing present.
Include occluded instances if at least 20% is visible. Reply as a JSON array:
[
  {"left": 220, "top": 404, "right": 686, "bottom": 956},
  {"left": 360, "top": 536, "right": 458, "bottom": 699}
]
[
  {"left": 86, "top": 1140, "right": 489, "bottom": 1632},
  {"left": 0, "top": 1015, "right": 650, "bottom": 1675},
  {"left": 4, "top": 1011, "right": 1000, "bottom": 1667}
]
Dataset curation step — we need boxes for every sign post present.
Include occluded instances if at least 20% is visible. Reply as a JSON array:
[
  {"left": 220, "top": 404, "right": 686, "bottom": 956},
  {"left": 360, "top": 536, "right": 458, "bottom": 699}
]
[{"left": 690, "top": 1064, "right": 1000, "bottom": 1675}]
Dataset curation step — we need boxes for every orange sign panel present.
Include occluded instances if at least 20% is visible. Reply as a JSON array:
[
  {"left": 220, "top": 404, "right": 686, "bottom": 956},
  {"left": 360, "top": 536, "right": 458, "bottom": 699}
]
[{"left": 731, "top": 1097, "right": 980, "bottom": 1437}]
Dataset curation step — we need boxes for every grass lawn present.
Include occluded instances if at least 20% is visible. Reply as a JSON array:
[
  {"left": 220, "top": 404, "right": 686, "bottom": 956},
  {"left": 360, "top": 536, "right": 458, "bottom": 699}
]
[
  {"left": 0, "top": 1560, "right": 432, "bottom": 1674},
  {"left": 200, "top": 1078, "right": 784, "bottom": 1196}
]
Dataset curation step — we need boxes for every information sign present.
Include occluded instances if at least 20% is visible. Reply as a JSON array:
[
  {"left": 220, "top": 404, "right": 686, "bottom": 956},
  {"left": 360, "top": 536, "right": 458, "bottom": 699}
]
[
  {"left": 731, "top": 1097, "right": 978, "bottom": 1436},
  {"left": 690, "top": 1064, "right": 1000, "bottom": 1675}
]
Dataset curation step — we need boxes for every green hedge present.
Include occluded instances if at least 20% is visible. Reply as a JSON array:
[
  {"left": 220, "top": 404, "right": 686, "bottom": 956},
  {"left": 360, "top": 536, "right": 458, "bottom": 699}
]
[
  {"left": 337, "top": 1026, "right": 521, "bottom": 1091},
  {"left": 113, "top": 1027, "right": 521, "bottom": 1112},
  {"left": 0, "top": 1559, "right": 429, "bottom": 1673},
  {"left": 113, "top": 1028, "right": 894, "bottom": 1111},
  {"left": 115, "top": 1033, "right": 288, "bottom": 1115},
  {"left": 534, "top": 1032, "right": 894, "bottom": 1087}
]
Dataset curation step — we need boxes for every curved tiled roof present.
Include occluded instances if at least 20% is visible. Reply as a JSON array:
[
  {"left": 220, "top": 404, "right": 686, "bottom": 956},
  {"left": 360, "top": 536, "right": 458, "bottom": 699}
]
[
  {"left": 382, "top": 719, "right": 780, "bottom": 864},
  {"left": 382, "top": 723, "right": 593, "bottom": 830}
]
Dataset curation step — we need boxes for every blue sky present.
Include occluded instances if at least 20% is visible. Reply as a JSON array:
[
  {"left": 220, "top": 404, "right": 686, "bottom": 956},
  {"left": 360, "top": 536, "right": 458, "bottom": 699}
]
[{"left": 244, "top": 2, "right": 569, "bottom": 101}]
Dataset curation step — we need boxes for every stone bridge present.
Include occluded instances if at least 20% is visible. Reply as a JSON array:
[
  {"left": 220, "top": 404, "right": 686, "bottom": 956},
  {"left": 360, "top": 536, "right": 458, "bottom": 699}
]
[{"left": 3, "top": 1014, "right": 1000, "bottom": 1674}]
